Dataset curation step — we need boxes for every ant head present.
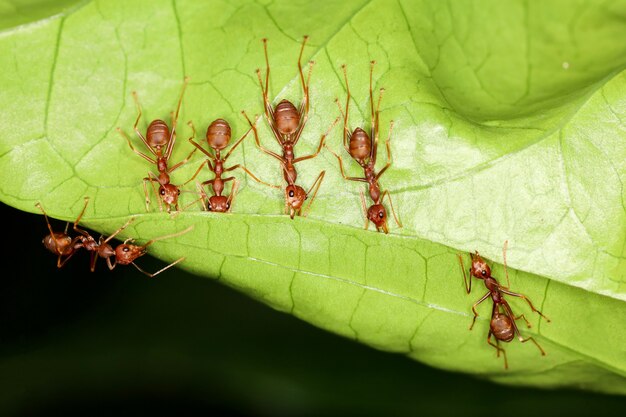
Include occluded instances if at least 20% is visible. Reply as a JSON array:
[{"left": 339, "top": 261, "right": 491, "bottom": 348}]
[
  {"left": 146, "top": 120, "right": 170, "bottom": 148},
  {"left": 42, "top": 233, "right": 72, "bottom": 256},
  {"left": 367, "top": 204, "right": 388, "bottom": 233},
  {"left": 274, "top": 100, "right": 300, "bottom": 136},
  {"left": 206, "top": 118, "right": 231, "bottom": 151},
  {"left": 349, "top": 128, "right": 371, "bottom": 162},
  {"left": 285, "top": 185, "right": 307, "bottom": 217},
  {"left": 159, "top": 184, "right": 180, "bottom": 205},
  {"left": 114, "top": 243, "right": 147, "bottom": 265},
  {"left": 207, "top": 195, "right": 230, "bottom": 212},
  {"left": 470, "top": 251, "right": 491, "bottom": 279}
]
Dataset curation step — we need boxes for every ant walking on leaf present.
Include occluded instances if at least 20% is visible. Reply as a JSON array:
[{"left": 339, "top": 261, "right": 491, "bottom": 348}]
[
  {"left": 458, "top": 241, "right": 550, "bottom": 369},
  {"left": 248, "top": 36, "right": 338, "bottom": 218},
  {"left": 184, "top": 118, "right": 279, "bottom": 212},
  {"left": 117, "top": 77, "right": 196, "bottom": 212},
  {"left": 325, "top": 62, "right": 401, "bottom": 233}
]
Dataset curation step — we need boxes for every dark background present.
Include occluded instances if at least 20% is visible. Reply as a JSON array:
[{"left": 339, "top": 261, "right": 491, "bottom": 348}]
[{"left": 1, "top": 202, "right": 624, "bottom": 417}]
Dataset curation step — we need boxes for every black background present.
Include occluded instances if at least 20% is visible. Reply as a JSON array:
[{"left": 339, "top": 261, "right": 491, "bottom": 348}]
[{"left": 1, "top": 202, "right": 624, "bottom": 417}]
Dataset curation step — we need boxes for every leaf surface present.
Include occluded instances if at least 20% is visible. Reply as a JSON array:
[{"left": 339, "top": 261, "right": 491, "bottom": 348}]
[{"left": 0, "top": 0, "right": 625, "bottom": 391}]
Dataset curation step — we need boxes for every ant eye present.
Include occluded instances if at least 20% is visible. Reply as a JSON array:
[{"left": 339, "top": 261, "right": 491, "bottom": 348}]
[
  {"left": 226, "top": 203, "right": 230, "bottom": 209},
  {"left": 207, "top": 203, "right": 212, "bottom": 211},
  {"left": 289, "top": 190, "right": 294, "bottom": 197},
  {"left": 379, "top": 212, "right": 384, "bottom": 218},
  {"left": 123, "top": 247, "right": 129, "bottom": 252},
  {"left": 160, "top": 189, "right": 165, "bottom": 195},
  {"left": 481, "top": 270, "right": 487, "bottom": 276}
]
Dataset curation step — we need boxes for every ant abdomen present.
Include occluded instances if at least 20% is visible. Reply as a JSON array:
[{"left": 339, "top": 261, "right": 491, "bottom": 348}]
[
  {"left": 146, "top": 120, "right": 170, "bottom": 147},
  {"left": 491, "top": 313, "right": 515, "bottom": 342},
  {"left": 43, "top": 234, "right": 72, "bottom": 255},
  {"left": 274, "top": 100, "right": 300, "bottom": 135},
  {"left": 206, "top": 119, "right": 231, "bottom": 150},
  {"left": 349, "top": 128, "right": 371, "bottom": 162}
]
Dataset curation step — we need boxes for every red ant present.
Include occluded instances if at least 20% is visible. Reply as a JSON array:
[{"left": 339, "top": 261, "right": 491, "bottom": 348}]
[
  {"left": 37, "top": 197, "right": 192, "bottom": 277},
  {"left": 458, "top": 241, "right": 551, "bottom": 369},
  {"left": 248, "top": 36, "right": 337, "bottom": 218},
  {"left": 117, "top": 77, "right": 196, "bottom": 212},
  {"left": 184, "top": 118, "right": 279, "bottom": 212},
  {"left": 325, "top": 62, "right": 401, "bottom": 233}
]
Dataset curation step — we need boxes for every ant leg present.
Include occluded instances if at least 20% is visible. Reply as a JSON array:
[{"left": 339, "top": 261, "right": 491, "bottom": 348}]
[
  {"left": 168, "top": 146, "right": 197, "bottom": 173},
  {"left": 183, "top": 160, "right": 210, "bottom": 186},
  {"left": 334, "top": 98, "right": 352, "bottom": 155},
  {"left": 293, "top": 117, "right": 339, "bottom": 164},
  {"left": 514, "top": 313, "right": 532, "bottom": 328},
  {"left": 241, "top": 110, "right": 284, "bottom": 161},
  {"left": 469, "top": 291, "right": 491, "bottom": 330},
  {"left": 102, "top": 217, "right": 136, "bottom": 244},
  {"left": 375, "top": 120, "right": 395, "bottom": 180},
  {"left": 499, "top": 288, "right": 550, "bottom": 322},
  {"left": 35, "top": 202, "right": 60, "bottom": 241},
  {"left": 225, "top": 164, "right": 281, "bottom": 189},
  {"left": 165, "top": 76, "right": 190, "bottom": 159},
  {"left": 292, "top": 36, "right": 312, "bottom": 146},
  {"left": 359, "top": 189, "right": 370, "bottom": 230},
  {"left": 223, "top": 124, "right": 251, "bottom": 162},
  {"left": 131, "top": 257, "right": 186, "bottom": 278},
  {"left": 143, "top": 174, "right": 161, "bottom": 212},
  {"left": 457, "top": 254, "right": 472, "bottom": 294},
  {"left": 502, "top": 301, "right": 546, "bottom": 355},
  {"left": 340, "top": 65, "right": 352, "bottom": 153},
  {"left": 106, "top": 256, "right": 117, "bottom": 271},
  {"left": 89, "top": 252, "right": 99, "bottom": 272},
  {"left": 302, "top": 170, "right": 326, "bottom": 217},
  {"left": 502, "top": 240, "right": 511, "bottom": 289},
  {"left": 380, "top": 189, "right": 402, "bottom": 228},
  {"left": 226, "top": 179, "right": 240, "bottom": 212},
  {"left": 117, "top": 128, "right": 156, "bottom": 163},
  {"left": 71, "top": 197, "right": 94, "bottom": 237},
  {"left": 129, "top": 92, "right": 159, "bottom": 158},
  {"left": 325, "top": 145, "right": 367, "bottom": 182},
  {"left": 487, "top": 331, "right": 508, "bottom": 369}
]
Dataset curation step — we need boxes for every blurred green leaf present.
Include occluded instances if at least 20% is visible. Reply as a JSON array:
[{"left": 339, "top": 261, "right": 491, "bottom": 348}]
[{"left": 0, "top": 0, "right": 625, "bottom": 392}]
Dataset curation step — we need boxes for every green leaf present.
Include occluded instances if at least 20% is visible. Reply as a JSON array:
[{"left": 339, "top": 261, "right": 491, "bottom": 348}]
[{"left": 1, "top": 0, "right": 625, "bottom": 392}]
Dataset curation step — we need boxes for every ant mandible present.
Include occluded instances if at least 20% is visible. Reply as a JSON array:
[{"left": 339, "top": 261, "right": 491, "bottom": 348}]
[
  {"left": 117, "top": 77, "right": 196, "bottom": 212},
  {"left": 184, "top": 118, "right": 279, "bottom": 212},
  {"left": 458, "top": 241, "right": 551, "bottom": 369},
  {"left": 248, "top": 36, "right": 337, "bottom": 218},
  {"left": 325, "top": 62, "right": 401, "bottom": 233}
]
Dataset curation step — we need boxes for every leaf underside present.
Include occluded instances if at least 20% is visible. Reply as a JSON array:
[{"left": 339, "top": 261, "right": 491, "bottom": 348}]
[{"left": 0, "top": 0, "right": 625, "bottom": 392}]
